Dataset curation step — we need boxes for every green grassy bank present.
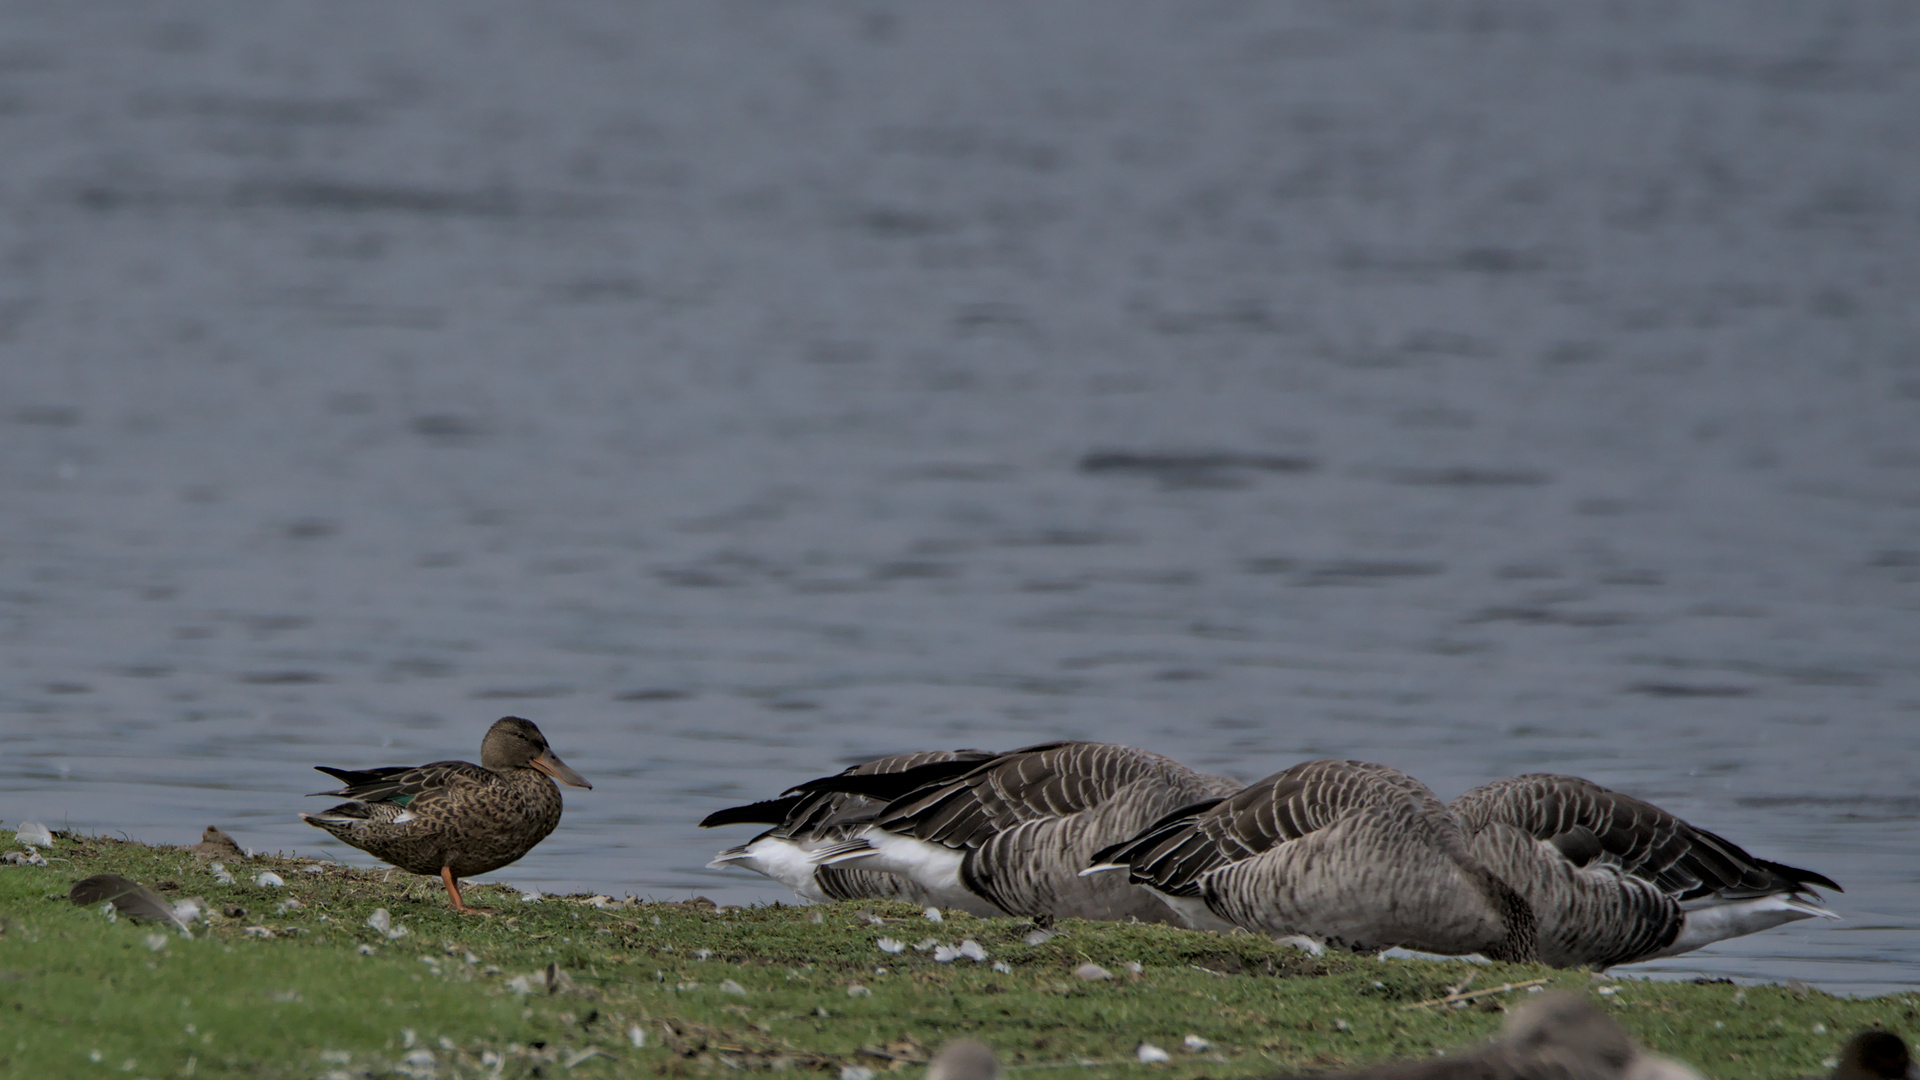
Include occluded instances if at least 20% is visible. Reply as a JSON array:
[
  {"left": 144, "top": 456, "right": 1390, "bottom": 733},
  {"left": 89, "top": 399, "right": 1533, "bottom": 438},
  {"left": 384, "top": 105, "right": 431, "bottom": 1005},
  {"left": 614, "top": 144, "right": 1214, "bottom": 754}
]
[{"left": 0, "top": 832, "right": 1910, "bottom": 1079}]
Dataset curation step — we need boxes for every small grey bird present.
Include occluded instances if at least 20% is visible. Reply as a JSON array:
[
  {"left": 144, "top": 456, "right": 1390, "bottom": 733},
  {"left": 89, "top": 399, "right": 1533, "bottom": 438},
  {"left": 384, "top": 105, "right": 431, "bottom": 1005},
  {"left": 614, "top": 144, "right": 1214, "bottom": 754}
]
[{"left": 925, "top": 1040, "right": 1005, "bottom": 1080}]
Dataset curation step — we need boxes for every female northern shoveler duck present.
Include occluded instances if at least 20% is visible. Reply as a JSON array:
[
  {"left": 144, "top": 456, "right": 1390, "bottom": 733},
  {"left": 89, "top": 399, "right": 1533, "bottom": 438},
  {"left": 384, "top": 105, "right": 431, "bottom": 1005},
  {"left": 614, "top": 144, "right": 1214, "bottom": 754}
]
[{"left": 300, "top": 716, "right": 591, "bottom": 912}]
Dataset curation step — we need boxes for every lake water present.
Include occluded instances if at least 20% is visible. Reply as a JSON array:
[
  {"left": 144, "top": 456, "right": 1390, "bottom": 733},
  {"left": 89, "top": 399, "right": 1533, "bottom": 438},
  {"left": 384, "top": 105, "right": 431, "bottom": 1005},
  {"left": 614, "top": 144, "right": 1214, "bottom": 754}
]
[{"left": 2, "top": 2, "right": 1915, "bottom": 997}]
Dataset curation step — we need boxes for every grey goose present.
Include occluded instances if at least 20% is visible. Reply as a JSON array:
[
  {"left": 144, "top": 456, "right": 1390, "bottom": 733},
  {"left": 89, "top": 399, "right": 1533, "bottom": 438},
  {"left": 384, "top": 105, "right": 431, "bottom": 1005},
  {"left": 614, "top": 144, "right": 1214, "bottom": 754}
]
[
  {"left": 1451, "top": 774, "right": 1840, "bottom": 968},
  {"left": 802, "top": 741, "right": 1244, "bottom": 921},
  {"left": 1086, "top": 759, "right": 1537, "bottom": 961},
  {"left": 700, "top": 749, "right": 996, "bottom": 906},
  {"left": 1255, "top": 991, "right": 1703, "bottom": 1080}
]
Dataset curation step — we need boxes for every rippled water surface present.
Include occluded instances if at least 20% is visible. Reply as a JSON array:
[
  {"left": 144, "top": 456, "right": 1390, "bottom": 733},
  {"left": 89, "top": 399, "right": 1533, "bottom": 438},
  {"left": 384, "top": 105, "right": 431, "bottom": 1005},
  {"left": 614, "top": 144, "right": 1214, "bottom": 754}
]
[{"left": 3, "top": 3, "right": 1916, "bottom": 996}]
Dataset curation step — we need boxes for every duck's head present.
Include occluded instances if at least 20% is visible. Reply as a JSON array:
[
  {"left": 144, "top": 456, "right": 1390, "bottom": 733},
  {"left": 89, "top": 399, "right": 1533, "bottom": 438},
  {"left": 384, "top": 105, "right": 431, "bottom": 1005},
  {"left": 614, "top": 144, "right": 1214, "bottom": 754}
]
[{"left": 481, "top": 716, "right": 592, "bottom": 789}]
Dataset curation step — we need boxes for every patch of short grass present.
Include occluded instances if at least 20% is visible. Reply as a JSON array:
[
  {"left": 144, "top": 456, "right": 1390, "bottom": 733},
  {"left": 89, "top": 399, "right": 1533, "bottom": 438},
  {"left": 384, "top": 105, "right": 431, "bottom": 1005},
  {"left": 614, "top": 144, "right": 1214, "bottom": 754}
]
[{"left": 0, "top": 832, "right": 1912, "bottom": 1079}]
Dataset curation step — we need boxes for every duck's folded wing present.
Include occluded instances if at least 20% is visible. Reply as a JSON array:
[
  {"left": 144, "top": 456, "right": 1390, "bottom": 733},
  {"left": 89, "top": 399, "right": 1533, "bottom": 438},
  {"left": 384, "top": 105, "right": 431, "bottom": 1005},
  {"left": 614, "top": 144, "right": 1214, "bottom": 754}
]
[{"left": 309, "top": 760, "right": 496, "bottom": 806}]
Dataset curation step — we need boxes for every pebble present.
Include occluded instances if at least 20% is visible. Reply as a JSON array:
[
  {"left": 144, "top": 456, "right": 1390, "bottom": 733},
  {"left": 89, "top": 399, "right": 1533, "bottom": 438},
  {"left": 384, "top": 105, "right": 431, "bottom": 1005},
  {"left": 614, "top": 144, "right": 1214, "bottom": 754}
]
[
  {"left": 366, "top": 908, "right": 409, "bottom": 940},
  {"left": 1075, "top": 963, "right": 1113, "bottom": 981},
  {"left": 15, "top": 822, "right": 53, "bottom": 848},
  {"left": 1137, "top": 1043, "right": 1171, "bottom": 1064}
]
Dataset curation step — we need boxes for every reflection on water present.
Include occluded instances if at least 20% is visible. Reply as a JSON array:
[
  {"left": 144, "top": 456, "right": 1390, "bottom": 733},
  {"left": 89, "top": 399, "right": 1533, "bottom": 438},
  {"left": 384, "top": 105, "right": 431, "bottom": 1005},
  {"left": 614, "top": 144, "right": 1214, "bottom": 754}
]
[{"left": 2, "top": 3, "right": 1916, "bottom": 996}]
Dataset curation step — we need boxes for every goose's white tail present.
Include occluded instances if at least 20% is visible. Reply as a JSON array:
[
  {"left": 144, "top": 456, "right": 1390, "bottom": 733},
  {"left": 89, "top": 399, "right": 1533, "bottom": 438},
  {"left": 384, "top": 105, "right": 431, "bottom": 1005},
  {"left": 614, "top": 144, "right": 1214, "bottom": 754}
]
[
  {"left": 1656, "top": 893, "right": 1839, "bottom": 958},
  {"left": 813, "top": 831, "right": 965, "bottom": 890},
  {"left": 707, "top": 837, "right": 832, "bottom": 901}
]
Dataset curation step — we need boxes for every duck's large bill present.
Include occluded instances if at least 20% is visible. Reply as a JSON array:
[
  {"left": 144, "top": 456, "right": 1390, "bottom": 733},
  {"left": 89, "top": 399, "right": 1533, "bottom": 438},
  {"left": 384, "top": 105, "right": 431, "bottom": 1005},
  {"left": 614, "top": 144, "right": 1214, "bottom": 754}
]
[{"left": 532, "top": 753, "right": 592, "bottom": 789}]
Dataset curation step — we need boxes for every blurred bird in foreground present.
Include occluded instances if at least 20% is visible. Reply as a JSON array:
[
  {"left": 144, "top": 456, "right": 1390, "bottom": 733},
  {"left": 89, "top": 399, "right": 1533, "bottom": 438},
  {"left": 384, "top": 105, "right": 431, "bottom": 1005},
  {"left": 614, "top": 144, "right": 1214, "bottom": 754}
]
[
  {"left": 1262, "top": 992, "right": 1702, "bottom": 1080},
  {"left": 1829, "top": 1031, "right": 1915, "bottom": 1080},
  {"left": 924, "top": 1039, "right": 1005, "bottom": 1080}
]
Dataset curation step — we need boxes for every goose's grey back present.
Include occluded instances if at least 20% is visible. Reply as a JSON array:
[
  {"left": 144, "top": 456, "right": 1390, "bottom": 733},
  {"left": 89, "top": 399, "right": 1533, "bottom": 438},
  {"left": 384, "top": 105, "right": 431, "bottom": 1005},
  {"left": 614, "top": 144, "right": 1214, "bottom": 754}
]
[{"left": 873, "top": 741, "right": 1240, "bottom": 921}]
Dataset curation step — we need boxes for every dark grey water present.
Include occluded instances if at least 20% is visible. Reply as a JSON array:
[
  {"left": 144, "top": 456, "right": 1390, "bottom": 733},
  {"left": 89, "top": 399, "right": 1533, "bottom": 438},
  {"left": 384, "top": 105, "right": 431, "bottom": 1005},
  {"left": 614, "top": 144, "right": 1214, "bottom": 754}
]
[{"left": 2, "top": 2, "right": 1915, "bottom": 996}]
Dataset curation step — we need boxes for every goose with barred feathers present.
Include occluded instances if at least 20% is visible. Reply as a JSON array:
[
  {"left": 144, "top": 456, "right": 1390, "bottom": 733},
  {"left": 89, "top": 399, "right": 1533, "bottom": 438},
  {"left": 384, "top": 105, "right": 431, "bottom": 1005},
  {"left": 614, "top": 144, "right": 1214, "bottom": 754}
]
[
  {"left": 801, "top": 741, "right": 1244, "bottom": 921},
  {"left": 700, "top": 749, "right": 997, "bottom": 905},
  {"left": 300, "top": 716, "right": 591, "bottom": 912},
  {"left": 1450, "top": 773, "right": 1840, "bottom": 968},
  {"left": 1086, "top": 759, "right": 1537, "bottom": 961}
]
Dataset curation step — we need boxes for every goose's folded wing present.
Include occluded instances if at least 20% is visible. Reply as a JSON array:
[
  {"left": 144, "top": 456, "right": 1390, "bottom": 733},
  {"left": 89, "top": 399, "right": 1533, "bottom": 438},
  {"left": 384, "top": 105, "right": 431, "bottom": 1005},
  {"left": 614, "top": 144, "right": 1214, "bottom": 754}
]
[
  {"left": 1090, "top": 758, "right": 1427, "bottom": 895},
  {"left": 870, "top": 742, "right": 1189, "bottom": 849},
  {"left": 699, "top": 795, "right": 808, "bottom": 829},
  {"left": 703, "top": 749, "right": 997, "bottom": 835},
  {"left": 1451, "top": 774, "right": 1840, "bottom": 901}
]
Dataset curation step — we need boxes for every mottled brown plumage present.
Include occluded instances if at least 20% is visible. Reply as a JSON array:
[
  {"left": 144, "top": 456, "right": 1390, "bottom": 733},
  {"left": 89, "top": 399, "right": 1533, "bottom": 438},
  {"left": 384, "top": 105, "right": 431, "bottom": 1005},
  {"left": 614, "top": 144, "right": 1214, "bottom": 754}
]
[
  {"left": 1452, "top": 774, "right": 1839, "bottom": 968},
  {"left": 188, "top": 826, "right": 246, "bottom": 862},
  {"left": 1091, "top": 759, "right": 1536, "bottom": 960},
  {"left": 300, "top": 716, "right": 590, "bottom": 911}
]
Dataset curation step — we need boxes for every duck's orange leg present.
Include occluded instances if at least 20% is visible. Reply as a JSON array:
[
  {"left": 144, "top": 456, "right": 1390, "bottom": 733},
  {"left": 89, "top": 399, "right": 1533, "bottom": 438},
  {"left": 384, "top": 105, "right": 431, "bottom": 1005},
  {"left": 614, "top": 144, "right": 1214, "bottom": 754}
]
[{"left": 441, "top": 866, "right": 495, "bottom": 914}]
